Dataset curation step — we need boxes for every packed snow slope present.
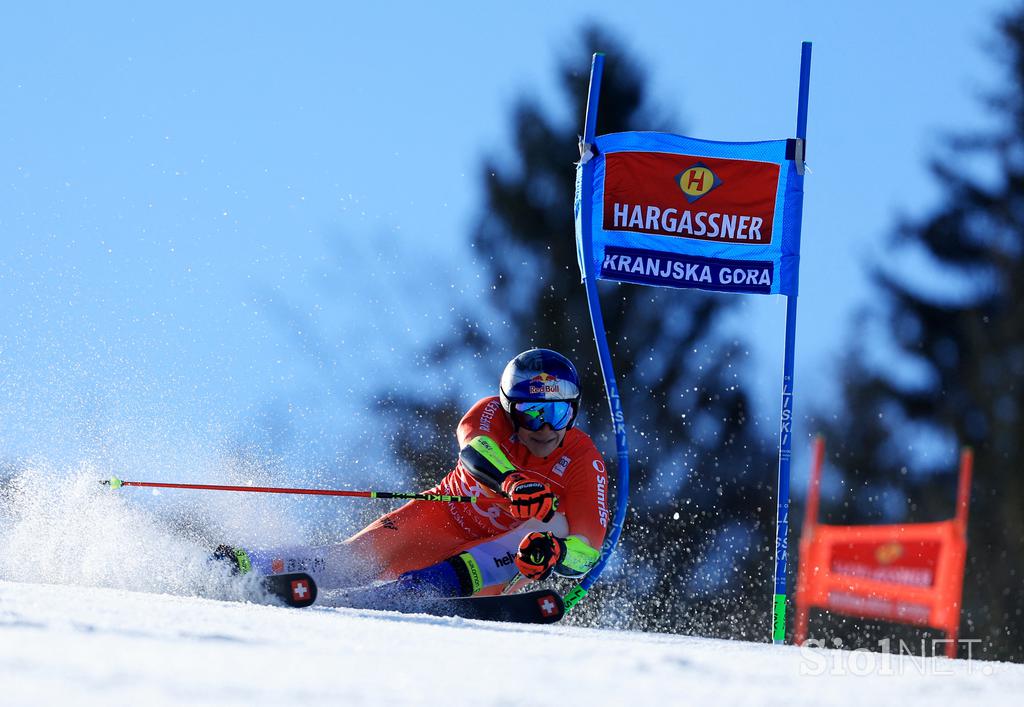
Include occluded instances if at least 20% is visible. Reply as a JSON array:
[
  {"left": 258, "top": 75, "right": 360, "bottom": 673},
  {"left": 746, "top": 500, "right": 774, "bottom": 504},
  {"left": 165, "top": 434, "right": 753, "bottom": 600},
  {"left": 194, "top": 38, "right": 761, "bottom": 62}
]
[
  {"left": 1, "top": 466, "right": 1022, "bottom": 705},
  {"left": 2, "top": 581, "right": 1022, "bottom": 707}
]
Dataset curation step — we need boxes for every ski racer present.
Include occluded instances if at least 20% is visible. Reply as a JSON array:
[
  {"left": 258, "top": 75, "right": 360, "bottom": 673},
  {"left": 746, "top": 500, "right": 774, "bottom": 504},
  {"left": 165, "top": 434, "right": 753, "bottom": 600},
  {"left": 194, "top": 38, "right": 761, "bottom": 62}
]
[{"left": 215, "top": 348, "right": 609, "bottom": 602}]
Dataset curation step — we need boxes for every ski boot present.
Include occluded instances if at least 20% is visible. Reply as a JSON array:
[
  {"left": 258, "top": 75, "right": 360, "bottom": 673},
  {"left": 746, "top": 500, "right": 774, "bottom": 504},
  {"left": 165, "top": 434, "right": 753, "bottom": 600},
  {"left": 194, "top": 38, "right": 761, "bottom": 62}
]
[
  {"left": 210, "top": 544, "right": 316, "bottom": 608},
  {"left": 211, "top": 544, "right": 253, "bottom": 575}
]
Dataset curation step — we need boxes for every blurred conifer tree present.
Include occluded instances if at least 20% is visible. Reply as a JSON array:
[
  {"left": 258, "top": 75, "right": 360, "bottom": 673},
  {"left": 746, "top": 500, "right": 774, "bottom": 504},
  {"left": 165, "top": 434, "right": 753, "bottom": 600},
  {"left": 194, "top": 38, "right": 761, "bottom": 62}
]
[{"left": 816, "top": 8, "right": 1024, "bottom": 661}]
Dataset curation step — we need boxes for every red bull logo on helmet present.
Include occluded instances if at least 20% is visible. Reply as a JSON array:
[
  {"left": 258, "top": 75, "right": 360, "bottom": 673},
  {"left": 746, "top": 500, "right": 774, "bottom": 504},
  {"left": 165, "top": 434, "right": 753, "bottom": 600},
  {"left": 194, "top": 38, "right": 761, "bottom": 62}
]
[{"left": 528, "top": 373, "right": 561, "bottom": 395}]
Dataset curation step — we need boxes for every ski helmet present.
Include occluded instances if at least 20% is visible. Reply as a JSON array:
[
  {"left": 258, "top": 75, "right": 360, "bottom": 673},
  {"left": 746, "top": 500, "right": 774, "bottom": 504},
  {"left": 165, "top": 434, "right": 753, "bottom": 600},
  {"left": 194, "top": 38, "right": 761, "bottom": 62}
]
[{"left": 499, "top": 348, "right": 582, "bottom": 430}]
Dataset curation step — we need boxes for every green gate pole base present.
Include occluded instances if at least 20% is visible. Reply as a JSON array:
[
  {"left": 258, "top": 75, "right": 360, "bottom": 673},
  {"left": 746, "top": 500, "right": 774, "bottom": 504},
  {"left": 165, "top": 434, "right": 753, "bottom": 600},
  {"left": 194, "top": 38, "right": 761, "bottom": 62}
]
[{"left": 772, "top": 592, "right": 786, "bottom": 643}]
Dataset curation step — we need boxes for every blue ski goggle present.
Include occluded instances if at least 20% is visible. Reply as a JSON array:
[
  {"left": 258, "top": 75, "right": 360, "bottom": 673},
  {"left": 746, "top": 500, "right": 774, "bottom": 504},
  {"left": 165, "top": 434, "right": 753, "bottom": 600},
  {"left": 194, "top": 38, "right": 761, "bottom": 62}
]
[{"left": 511, "top": 401, "right": 574, "bottom": 431}]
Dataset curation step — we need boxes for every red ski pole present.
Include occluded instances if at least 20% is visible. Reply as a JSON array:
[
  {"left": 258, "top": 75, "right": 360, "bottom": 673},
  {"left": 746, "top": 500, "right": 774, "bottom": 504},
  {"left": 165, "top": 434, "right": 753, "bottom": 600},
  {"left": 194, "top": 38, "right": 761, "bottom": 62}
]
[{"left": 100, "top": 476, "right": 509, "bottom": 506}]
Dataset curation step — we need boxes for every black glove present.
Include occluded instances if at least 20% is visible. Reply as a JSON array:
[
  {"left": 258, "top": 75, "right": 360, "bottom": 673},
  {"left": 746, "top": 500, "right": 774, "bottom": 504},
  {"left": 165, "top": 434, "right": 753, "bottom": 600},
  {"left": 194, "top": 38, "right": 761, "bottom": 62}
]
[{"left": 514, "top": 531, "right": 566, "bottom": 580}]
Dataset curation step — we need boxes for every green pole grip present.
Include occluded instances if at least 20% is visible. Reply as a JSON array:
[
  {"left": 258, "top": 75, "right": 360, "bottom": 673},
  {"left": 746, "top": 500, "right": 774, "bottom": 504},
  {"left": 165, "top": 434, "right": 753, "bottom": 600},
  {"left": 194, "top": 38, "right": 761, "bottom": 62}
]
[{"left": 563, "top": 585, "right": 588, "bottom": 612}]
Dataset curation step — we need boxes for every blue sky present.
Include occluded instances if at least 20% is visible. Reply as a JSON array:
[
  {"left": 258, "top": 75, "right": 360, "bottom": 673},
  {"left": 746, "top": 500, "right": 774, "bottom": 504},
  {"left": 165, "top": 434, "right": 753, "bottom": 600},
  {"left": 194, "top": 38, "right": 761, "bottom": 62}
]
[{"left": 0, "top": 2, "right": 1011, "bottom": 485}]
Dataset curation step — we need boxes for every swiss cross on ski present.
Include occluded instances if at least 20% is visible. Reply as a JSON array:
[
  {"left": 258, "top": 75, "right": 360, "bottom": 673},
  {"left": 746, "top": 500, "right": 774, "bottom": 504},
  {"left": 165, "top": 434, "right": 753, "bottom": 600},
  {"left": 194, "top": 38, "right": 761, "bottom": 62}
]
[
  {"left": 261, "top": 572, "right": 317, "bottom": 608},
  {"left": 537, "top": 594, "right": 560, "bottom": 618}
]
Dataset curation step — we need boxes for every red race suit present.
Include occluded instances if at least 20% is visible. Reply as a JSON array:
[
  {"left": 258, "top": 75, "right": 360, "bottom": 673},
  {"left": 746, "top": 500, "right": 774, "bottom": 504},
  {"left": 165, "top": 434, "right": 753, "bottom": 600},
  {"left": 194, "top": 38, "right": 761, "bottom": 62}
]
[{"left": 345, "top": 396, "right": 609, "bottom": 583}]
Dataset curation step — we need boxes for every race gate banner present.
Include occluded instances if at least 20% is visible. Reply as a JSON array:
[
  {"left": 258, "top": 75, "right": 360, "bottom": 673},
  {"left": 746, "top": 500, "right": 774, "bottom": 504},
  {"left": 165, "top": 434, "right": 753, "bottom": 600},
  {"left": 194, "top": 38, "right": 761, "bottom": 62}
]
[
  {"left": 575, "top": 131, "right": 804, "bottom": 296},
  {"left": 794, "top": 438, "right": 972, "bottom": 658},
  {"left": 797, "top": 522, "right": 968, "bottom": 628}
]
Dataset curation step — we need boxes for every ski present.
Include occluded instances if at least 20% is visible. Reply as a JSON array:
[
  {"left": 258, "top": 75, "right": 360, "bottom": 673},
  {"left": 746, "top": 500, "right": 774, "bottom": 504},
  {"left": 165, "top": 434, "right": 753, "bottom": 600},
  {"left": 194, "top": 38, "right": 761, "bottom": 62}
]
[
  {"left": 262, "top": 572, "right": 318, "bottom": 608},
  {"left": 258, "top": 571, "right": 563, "bottom": 623},
  {"left": 428, "top": 589, "right": 565, "bottom": 624},
  {"left": 332, "top": 585, "right": 565, "bottom": 624}
]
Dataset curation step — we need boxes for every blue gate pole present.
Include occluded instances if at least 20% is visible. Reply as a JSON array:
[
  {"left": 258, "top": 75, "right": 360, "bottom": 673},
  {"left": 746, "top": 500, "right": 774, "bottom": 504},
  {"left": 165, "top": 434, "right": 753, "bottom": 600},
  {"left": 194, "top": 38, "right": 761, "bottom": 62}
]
[
  {"left": 565, "top": 52, "right": 632, "bottom": 612},
  {"left": 772, "top": 41, "right": 812, "bottom": 644}
]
